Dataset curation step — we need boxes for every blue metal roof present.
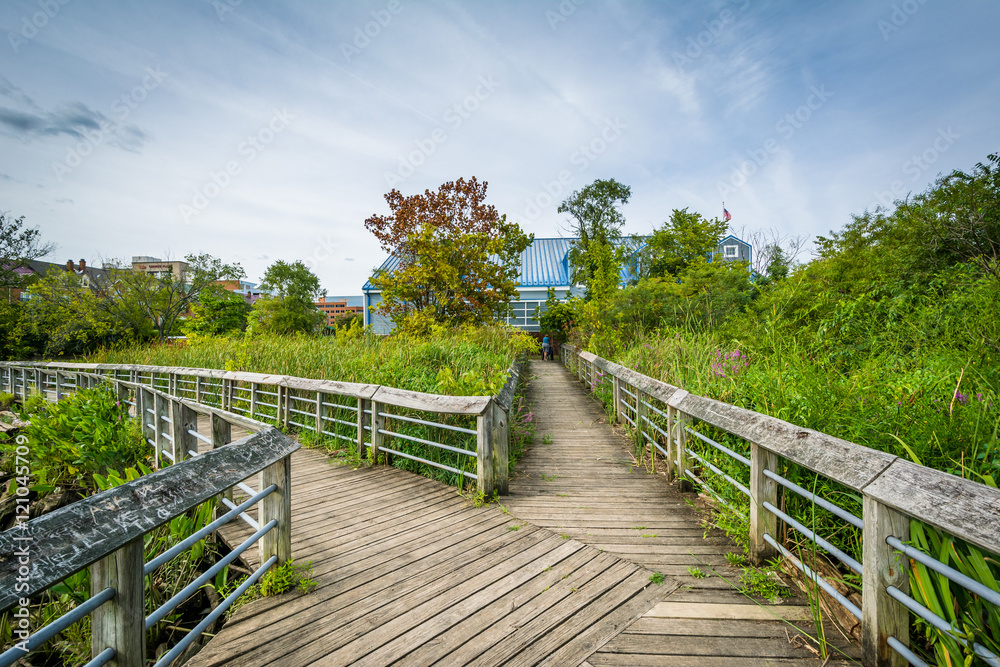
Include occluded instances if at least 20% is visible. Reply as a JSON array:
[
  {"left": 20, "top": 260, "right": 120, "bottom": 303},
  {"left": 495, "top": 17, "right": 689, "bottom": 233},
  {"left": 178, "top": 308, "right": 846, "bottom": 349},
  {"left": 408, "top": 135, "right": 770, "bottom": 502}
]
[{"left": 364, "top": 237, "right": 575, "bottom": 291}]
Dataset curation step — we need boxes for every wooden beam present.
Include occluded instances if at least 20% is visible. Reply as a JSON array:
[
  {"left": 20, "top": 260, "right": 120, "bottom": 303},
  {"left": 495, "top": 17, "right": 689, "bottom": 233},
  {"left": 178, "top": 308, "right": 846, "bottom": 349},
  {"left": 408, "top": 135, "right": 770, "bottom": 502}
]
[
  {"left": 90, "top": 538, "right": 144, "bottom": 667},
  {"left": 477, "top": 405, "right": 495, "bottom": 498},
  {"left": 749, "top": 442, "right": 778, "bottom": 565},
  {"left": 259, "top": 455, "right": 292, "bottom": 565},
  {"left": 862, "top": 496, "right": 910, "bottom": 667},
  {"left": 492, "top": 400, "right": 509, "bottom": 496}
]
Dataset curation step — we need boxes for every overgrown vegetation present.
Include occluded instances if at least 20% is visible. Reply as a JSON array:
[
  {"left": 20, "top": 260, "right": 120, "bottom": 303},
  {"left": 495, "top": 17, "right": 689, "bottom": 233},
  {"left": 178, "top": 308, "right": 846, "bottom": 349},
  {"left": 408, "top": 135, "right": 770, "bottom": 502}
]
[
  {"left": 88, "top": 325, "right": 535, "bottom": 395},
  {"left": 565, "top": 152, "right": 1000, "bottom": 664}
]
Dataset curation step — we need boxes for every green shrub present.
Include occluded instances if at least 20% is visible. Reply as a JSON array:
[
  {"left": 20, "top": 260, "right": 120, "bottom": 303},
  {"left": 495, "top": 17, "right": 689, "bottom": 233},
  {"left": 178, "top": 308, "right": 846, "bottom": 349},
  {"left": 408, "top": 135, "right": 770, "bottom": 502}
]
[{"left": 2, "top": 385, "right": 147, "bottom": 496}]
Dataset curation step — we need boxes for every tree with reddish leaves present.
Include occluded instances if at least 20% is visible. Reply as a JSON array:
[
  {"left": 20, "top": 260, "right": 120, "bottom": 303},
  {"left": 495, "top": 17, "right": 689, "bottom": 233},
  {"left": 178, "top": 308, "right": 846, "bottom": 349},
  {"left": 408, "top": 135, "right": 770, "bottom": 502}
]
[{"left": 365, "top": 177, "right": 532, "bottom": 329}]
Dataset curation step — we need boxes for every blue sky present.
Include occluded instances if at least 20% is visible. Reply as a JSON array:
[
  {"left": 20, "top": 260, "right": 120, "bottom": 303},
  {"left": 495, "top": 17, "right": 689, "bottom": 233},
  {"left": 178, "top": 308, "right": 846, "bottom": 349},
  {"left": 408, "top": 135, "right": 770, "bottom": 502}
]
[{"left": 1, "top": 0, "right": 997, "bottom": 292}]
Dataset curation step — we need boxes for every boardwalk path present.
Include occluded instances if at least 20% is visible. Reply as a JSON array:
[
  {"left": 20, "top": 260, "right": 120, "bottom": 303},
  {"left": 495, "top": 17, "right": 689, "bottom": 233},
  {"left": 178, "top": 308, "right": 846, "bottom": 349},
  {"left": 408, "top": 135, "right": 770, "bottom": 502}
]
[
  {"left": 505, "top": 359, "right": 856, "bottom": 666},
  {"left": 191, "top": 450, "right": 674, "bottom": 666}
]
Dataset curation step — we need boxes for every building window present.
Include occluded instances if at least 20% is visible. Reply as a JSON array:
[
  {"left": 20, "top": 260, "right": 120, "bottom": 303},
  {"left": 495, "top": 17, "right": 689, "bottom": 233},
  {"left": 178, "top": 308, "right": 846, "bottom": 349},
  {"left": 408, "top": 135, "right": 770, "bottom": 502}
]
[{"left": 724, "top": 245, "right": 739, "bottom": 258}]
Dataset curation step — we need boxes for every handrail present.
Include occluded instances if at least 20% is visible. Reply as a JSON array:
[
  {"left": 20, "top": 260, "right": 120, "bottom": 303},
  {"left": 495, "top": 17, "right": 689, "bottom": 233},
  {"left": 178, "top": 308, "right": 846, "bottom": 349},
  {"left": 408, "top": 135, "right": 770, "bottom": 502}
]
[
  {"left": 560, "top": 343, "right": 1000, "bottom": 667},
  {"left": 0, "top": 358, "right": 521, "bottom": 497},
  {"left": 0, "top": 367, "right": 299, "bottom": 667}
]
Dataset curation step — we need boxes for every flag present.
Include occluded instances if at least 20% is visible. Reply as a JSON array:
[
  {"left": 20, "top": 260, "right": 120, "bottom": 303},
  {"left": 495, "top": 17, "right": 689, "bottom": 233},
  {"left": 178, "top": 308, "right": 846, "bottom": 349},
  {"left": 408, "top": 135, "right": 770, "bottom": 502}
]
[{"left": 723, "top": 207, "right": 731, "bottom": 222}]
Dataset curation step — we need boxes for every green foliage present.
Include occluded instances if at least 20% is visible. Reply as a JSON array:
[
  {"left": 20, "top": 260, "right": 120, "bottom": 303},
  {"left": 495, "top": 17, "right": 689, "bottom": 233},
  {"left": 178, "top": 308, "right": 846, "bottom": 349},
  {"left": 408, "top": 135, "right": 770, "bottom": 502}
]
[
  {"left": 908, "top": 521, "right": 1000, "bottom": 664},
  {"left": 96, "top": 253, "right": 245, "bottom": 343},
  {"left": 249, "top": 260, "right": 325, "bottom": 335},
  {"left": 560, "top": 178, "right": 631, "bottom": 300},
  {"left": 184, "top": 284, "right": 250, "bottom": 337},
  {"left": 0, "top": 212, "right": 54, "bottom": 289},
  {"left": 19, "top": 269, "right": 130, "bottom": 357},
  {"left": 90, "top": 325, "right": 534, "bottom": 395},
  {"left": 644, "top": 207, "right": 729, "bottom": 278},
  {"left": 366, "top": 176, "right": 533, "bottom": 327},
  {"left": 563, "top": 150, "right": 1000, "bottom": 666},
  {"left": 649, "top": 572, "right": 666, "bottom": 585},
  {"left": 535, "top": 288, "right": 579, "bottom": 344},
  {"left": 687, "top": 566, "right": 707, "bottom": 579},
  {"left": 0, "top": 385, "right": 147, "bottom": 495}
]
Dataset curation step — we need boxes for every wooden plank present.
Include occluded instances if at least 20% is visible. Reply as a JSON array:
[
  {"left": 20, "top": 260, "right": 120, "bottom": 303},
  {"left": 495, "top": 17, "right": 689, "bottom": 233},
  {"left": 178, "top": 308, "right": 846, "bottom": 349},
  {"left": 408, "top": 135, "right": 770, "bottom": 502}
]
[
  {"left": 862, "top": 457, "right": 1000, "bottom": 555},
  {"left": 372, "top": 385, "right": 491, "bottom": 416},
  {"left": 642, "top": 602, "right": 817, "bottom": 622}
]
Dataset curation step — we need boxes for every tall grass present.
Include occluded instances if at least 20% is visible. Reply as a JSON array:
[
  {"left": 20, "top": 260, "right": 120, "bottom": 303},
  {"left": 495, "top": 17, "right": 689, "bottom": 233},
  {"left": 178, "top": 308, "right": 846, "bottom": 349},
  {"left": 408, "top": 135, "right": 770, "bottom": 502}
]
[{"left": 87, "top": 326, "right": 537, "bottom": 395}]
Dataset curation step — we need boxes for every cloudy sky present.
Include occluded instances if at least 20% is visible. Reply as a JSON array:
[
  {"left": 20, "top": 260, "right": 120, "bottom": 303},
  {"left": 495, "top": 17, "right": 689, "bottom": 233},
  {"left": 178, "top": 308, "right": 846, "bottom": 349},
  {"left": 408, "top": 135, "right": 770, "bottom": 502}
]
[{"left": 1, "top": 0, "right": 997, "bottom": 293}]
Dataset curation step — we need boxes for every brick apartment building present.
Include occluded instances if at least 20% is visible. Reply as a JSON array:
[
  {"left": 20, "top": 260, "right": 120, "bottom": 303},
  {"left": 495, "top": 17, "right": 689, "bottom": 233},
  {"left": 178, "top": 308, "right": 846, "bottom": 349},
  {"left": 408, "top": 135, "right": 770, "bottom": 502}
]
[{"left": 316, "top": 295, "right": 364, "bottom": 327}]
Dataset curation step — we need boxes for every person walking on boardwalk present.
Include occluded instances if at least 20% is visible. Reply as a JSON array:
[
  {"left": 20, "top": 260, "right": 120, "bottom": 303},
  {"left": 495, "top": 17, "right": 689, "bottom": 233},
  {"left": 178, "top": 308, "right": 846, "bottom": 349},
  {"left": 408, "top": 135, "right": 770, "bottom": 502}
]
[{"left": 542, "top": 334, "right": 552, "bottom": 361}]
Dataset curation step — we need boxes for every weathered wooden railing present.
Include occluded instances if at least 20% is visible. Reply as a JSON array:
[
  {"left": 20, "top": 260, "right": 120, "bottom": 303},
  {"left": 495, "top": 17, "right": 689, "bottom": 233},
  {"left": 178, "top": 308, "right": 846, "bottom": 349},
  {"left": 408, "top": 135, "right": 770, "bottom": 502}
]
[
  {"left": 0, "top": 361, "right": 518, "bottom": 497},
  {"left": 0, "top": 367, "right": 299, "bottom": 667},
  {"left": 561, "top": 344, "right": 1000, "bottom": 667}
]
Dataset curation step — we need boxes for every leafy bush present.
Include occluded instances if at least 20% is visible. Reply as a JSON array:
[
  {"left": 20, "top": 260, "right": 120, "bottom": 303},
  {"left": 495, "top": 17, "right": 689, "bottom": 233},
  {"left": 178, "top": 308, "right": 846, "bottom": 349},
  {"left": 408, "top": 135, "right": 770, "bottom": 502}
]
[{"left": 2, "top": 385, "right": 147, "bottom": 495}]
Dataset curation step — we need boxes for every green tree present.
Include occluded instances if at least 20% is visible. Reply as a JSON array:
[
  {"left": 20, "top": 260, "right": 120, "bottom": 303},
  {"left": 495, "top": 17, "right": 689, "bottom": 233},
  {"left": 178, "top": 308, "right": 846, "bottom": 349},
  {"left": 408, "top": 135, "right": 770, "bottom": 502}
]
[
  {"left": 559, "top": 179, "right": 631, "bottom": 300},
  {"left": 95, "top": 254, "right": 244, "bottom": 342},
  {"left": 645, "top": 208, "right": 728, "bottom": 278},
  {"left": 19, "top": 270, "right": 128, "bottom": 356},
  {"left": 0, "top": 213, "right": 55, "bottom": 293},
  {"left": 248, "top": 260, "right": 325, "bottom": 335},
  {"left": 535, "top": 287, "right": 579, "bottom": 343},
  {"left": 183, "top": 284, "right": 250, "bottom": 337},
  {"left": 365, "top": 177, "right": 532, "bottom": 328}
]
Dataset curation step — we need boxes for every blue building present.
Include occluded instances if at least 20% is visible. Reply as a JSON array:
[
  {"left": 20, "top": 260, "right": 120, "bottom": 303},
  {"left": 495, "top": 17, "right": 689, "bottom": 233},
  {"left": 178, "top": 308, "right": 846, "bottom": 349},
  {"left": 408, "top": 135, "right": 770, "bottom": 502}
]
[
  {"left": 714, "top": 234, "right": 752, "bottom": 265},
  {"left": 363, "top": 237, "right": 585, "bottom": 334},
  {"left": 362, "top": 234, "right": 752, "bottom": 334}
]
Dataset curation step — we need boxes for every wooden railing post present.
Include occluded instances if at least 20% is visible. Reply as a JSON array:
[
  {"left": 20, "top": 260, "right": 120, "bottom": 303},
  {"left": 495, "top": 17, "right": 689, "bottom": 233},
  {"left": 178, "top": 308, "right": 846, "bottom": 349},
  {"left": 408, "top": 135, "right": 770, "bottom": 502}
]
[
  {"left": 212, "top": 412, "right": 234, "bottom": 513},
  {"left": 259, "top": 454, "right": 292, "bottom": 566},
  {"left": 477, "top": 403, "right": 495, "bottom": 498},
  {"left": 357, "top": 398, "right": 370, "bottom": 459},
  {"left": 370, "top": 400, "right": 385, "bottom": 464},
  {"left": 280, "top": 385, "right": 290, "bottom": 429},
  {"left": 612, "top": 375, "right": 623, "bottom": 424},
  {"left": 154, "top": 393, "right": 170, "bottom": 467},
  {"left": 139, "top": 388, "right": 157, "bottom": 465},
  {"left": 195, "top": 376, "right": 203, "bottom": 404},
  {"left": 862, "top": 497, "right": 910, "bottom": 667},
  {"left": 54, "top": 371, "right": 63, "bottom": 402},
  {"left": 749, "top": 442, "right": 779, "bottom": 566},
  {"left": 171, "top": 399, "right": 198, "bottom": 462},
  {"left": 90, "top": 537, "right": 144, "bottom": 667},
  {"left": 249, "top": 382, "right": 258, "bottom": 419},
  {"left": 168, "top": 372, "right": 177, "bottom": 396},
  {"left": 674, "top": 410, "right": 693, "bottom": 493},
  {"left": 635, "top": 389, "right": 649, "bottom": 453},
  {"left": 315, "top": 391, "right": 325, "bottom": 434},
  {"left": 492, "top": 400, "right": 509, "bottom": 496}
]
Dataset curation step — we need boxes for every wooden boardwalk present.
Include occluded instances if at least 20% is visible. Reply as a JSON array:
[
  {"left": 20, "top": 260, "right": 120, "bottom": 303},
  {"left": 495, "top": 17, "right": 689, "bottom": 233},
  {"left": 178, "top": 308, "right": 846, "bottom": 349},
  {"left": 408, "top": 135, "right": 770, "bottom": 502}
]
[
  {"left": 189, "top": 361, "right": 860, "bottom": 666},
  {"left": 505, "top": 360, "right": 858, "bottom": 666},
  {"left": 191, "top": 448, "right": 675, "bottom": 666}
]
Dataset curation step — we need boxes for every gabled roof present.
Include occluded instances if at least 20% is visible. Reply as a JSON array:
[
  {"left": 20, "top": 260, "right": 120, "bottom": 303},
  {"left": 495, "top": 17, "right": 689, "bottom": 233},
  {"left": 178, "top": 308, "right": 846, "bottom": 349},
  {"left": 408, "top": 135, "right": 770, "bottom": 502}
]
[
  {"left": 717, "top": 234, "right": 750, "bottom": 247},
  {"left": 364, "top": 237, "right": 576, "bottom": 291}
]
